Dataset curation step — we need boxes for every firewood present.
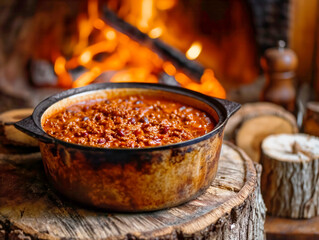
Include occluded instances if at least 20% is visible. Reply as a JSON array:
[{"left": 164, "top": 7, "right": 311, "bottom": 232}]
[
  {"left": 0, "top": 152, "right": 41, "bottom": 165},
  {"left": 0, "top": 142, "right": 266, "bottom": 239},
  {"left": 261, "top": 133, "right": 319, "bottom": 218},
  {"left": 265, "top": 215, "right": 319, "bottom": 239},
  {"left": 0, "top": 108, "right": 38, "bottom": 147},
  {"left": 303, "top": 101, "right": 319, "bottom": 137},
  {"left": 224, "top": 102, "right": 298, "bottom": 162}
]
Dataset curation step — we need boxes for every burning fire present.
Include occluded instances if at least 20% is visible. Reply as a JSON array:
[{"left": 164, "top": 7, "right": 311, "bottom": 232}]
[{"left": 53, "top": 0, "right": 226, "bottom": 99}]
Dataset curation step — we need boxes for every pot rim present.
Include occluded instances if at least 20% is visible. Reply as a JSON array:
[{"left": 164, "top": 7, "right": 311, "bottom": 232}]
[{"left": 28, "top": 82, "right": 238, "bottom": 152}]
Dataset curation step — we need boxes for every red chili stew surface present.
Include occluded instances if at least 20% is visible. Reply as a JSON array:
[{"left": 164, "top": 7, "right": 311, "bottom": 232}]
[{"left": 43, "top": 95, "right": 215, "bottom": 148}]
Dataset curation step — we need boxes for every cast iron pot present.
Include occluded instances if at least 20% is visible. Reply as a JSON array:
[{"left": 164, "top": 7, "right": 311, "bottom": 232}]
[{"left": 15, "top": 82, "right": 240, "bottom": 212}]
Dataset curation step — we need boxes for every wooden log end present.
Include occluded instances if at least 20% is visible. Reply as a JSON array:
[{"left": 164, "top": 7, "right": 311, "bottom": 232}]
[
  {"left": 261, "top": 133, "right": 319, "bottom": 218},
  {"left": 224, "top": 102, "right": 298, "bottom": 162},
  {"left": 0, "top": 109, "right": 38, "bottom": 147},
  {"left": 303, "top": 101, "right": 319, "bottom": 137}
]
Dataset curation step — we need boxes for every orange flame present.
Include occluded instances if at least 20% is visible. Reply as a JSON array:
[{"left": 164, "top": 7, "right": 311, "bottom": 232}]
[{"left": 53, "top": 0, "right": 226, "bottom": 99}]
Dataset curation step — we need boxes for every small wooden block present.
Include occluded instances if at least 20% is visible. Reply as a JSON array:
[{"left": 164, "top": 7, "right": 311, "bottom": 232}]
[
  {"left": 303, "top": 101, "right": 319, "bottom": 137},
  {"left": 265, "top": 215, "right": 319, "bottom": 240}
]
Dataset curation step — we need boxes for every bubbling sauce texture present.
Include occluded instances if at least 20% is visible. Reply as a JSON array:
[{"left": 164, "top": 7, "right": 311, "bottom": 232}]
[{"left": 43, "top": 95, "right": 215, "bottom": 148}]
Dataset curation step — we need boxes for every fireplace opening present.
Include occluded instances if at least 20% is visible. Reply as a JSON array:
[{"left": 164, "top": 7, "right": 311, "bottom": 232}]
[{"left": 0, "top": 0, "right": 310, "bottom": 110}]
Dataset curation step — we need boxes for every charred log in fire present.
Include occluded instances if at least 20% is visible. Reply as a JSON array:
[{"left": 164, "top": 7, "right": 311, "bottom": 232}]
[
  {"left": 28, "top": 0, "right": 226, "bottom": 99},
  {"left": 102, "top": 7, "right": 205, "bottom": 81}
]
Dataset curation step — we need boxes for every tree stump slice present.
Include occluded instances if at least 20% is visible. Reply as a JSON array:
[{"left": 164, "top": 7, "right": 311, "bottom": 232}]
[
  {"left": 0, "top": 108, "right": 38, "bottom": 147},
  {"left": 0, "top": 142, "right": 266, "bottom": 240},
  {"left": 224, "top": 102, "right": 298, "bottom": 162},
  {"left": 261, "top": 133, "right": 319, "bottom": 219}
]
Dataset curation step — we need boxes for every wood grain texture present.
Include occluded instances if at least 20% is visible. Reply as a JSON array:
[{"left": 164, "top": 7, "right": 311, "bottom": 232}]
[
  {"left": 224, "top": 102, "right": 298, "bottom": 162},
  {"left": 261, "top": 134, "right": 319, "bottom": 219},
  {"left": 265, "top": 215, "right": 319, "bottom": 240},
  {"left": 0, "top": 142, "right": 265, "bottom": 239}
]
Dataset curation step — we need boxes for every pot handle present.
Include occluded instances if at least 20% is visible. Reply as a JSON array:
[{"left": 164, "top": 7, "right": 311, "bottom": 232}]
[
  {"left": 14, "top": 116, "right": 54, "bottom": 144},
  {"left": 214, "top": 98, "right": 241, "bottom": 119}
]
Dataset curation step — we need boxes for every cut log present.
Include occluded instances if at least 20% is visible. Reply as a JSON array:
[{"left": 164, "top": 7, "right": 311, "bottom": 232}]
[
  {"left": 0, "top": 142, "right": 266, "bottom": 240},
  {"left": 265, "top": 215, "right": 319, "bottom": 240},
  {"left": 224, "top": 102, "right": 298, "bottom": 162},
  {"left": 0, "top": 108, "right": 38, "bottom": 147},
  {"left": 0, "top": 152, "right": 42, "bottom": 165},
  {"left": 303, "top": 101, "right": 319, "bottom": 137},
  {"left": 260, "top": 133, "right": 319, "bottom": 219}
]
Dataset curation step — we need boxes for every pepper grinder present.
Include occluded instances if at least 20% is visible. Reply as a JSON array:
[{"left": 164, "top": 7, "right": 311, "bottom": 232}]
[{"left": 260, "top": 40, "right": 298, "bottom": 112}]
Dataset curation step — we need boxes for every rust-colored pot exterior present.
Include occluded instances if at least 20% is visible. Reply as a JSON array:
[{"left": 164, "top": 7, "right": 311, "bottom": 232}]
[
  {"left": 15, "top": 83, "right": 240, "bottom": 211},
  {"left": 39, "top": 133, "right": 222, "bottom": 211}
]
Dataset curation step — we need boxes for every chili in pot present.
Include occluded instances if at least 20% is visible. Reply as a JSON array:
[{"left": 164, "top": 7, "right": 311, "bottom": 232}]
[
  {"left": 14, "top": 83, "right": 241, "bottom": 211},
  {"left": 43, "top": 95, "right": 215, "bottom": 148}
]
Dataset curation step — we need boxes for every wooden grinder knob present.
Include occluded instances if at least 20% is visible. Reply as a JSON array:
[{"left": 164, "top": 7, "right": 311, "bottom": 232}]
[{"left": 260, "top": 40, "right": 298, "bottom": 112}]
